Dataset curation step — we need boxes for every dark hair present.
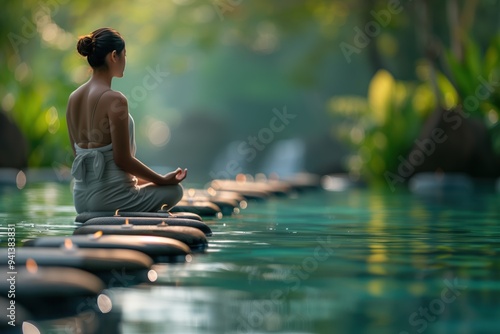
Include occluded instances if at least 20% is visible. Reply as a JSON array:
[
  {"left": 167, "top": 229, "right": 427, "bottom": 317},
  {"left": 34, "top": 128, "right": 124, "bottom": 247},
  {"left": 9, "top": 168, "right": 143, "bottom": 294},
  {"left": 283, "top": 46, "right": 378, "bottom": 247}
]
[{"left": 77, "top": 28, "right": 125, "bottom": 68}]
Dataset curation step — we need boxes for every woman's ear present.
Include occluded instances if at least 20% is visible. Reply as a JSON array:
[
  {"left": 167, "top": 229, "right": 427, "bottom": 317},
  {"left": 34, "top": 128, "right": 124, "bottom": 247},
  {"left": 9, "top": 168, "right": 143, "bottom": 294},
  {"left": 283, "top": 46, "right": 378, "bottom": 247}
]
[{"left": 111, "top": 50, "right": 117, "bottom": 62}]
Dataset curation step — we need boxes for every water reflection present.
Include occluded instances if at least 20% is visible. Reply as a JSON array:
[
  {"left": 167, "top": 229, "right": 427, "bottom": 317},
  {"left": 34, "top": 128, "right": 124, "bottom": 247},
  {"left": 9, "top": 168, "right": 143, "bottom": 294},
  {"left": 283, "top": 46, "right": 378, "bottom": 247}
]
[
  {"left": 0, "top": 183, "right": 76, "bottom": 246},
  {"left": 1, "top": 183, "right": 499, "bottom": 333},
  {"left": 118, "top": 286, "right": 317, "bottom": 333}
]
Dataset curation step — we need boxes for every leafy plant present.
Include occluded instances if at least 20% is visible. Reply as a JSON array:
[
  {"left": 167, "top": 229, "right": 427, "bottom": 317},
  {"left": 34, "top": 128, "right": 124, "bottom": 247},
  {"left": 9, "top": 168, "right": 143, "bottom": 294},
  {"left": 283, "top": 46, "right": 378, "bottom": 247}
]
[
  {"left": 329, "top": 69, "right": 435, "bottom": 184},
  {"left": 330, "top": 33, "right": 500, "bottom": 183},
  {"left": 443, "top": 35, "right": 500, "bottom": 153}
]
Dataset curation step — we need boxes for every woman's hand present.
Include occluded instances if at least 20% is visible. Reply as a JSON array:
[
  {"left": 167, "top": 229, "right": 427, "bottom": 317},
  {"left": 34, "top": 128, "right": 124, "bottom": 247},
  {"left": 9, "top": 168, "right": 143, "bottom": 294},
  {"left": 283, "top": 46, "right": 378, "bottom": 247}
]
[{"left": 161, "top": 168, "right": 187, "bottom": 185}]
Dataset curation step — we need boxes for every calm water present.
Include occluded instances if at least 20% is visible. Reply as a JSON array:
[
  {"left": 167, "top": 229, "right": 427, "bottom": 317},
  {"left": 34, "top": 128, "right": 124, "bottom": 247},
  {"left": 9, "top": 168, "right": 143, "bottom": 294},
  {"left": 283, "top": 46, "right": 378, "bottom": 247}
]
[{"left": 1, "top": 181, "right": 500, "bottom": 334}]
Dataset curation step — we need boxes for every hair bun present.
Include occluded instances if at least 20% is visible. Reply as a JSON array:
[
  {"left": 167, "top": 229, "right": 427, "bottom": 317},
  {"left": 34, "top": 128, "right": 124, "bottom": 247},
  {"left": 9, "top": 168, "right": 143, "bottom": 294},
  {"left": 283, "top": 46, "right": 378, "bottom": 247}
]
[{"left": 77, "top": 35, "right": 94, "bottom": 57}]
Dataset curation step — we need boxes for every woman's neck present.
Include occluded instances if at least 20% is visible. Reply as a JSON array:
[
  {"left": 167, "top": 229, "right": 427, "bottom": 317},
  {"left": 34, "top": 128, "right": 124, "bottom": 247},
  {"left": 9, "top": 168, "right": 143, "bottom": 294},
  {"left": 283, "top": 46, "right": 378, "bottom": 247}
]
[{"left": 90, "top": 69, "right": 113, "bottom": 87}]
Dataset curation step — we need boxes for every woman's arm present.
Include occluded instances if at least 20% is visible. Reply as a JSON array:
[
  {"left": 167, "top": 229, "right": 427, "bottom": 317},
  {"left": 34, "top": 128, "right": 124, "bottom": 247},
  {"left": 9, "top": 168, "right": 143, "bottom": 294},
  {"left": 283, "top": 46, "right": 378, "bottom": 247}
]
[{"left": 107, "top": 92, "right": 186, "bottom": 185}]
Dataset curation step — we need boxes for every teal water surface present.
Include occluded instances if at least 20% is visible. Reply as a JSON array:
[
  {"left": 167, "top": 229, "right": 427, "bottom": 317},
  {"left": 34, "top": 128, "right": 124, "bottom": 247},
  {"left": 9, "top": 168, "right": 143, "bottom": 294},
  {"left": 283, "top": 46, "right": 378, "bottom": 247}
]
[{"left": 1, "top": 182, "right": 499, "bottom": 334}]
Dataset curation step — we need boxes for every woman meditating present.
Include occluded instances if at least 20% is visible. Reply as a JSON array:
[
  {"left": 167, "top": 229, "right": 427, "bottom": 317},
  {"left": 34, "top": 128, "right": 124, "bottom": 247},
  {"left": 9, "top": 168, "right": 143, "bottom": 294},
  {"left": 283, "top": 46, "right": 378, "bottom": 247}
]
[{"left": 66, "top": 27, "right": 186, "bottom": 214}]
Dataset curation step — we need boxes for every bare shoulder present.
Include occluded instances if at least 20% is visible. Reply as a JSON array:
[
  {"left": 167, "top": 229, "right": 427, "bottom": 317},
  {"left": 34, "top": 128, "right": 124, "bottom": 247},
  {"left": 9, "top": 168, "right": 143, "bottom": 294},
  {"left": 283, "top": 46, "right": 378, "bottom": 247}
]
[
  {"left": 67, "top": 84, "right": 89, "bottom": 108},
  {"left": 103, "top": 90, "right": 129, "bottom": 118},
  {"left": 67, "top": 87, "right": 81, "bottom": 103},
  {"left": 104, "top": 90, "right": 126, "bottom": 99},
  {"left": 66, "top": 87, "right": 82, "bottom": 114},
  {"left": 102, "top": 90, "right": 127, "bottom": 104}
]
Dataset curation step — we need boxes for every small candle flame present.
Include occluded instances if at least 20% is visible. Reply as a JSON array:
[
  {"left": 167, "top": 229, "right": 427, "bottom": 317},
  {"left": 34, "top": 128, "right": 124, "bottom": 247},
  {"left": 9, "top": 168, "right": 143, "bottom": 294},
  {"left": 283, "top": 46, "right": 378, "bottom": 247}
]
[
  {"left": 122, "top": 218, "right": 133, "bottom": 229},
  {"left": 188, "top": 188, "right": 196, "bottom": 197},
  {"left": 26, "top": 258, "right": 38, "bottom": 274},
  {"left": 207, "top": 187, "right": 217, "bottom": 197},
  {"left": 93, "top": 230, "right": 103, "bottom": 239},
  {"left": 114, "top": 209, "right": 120, "bottom": 216},
  {"left": 255, "top": 172, "right": 267, "bottom": 182},
  {"left": 236, "top": 173, "right": 246, "bottom": 183},
  {"left": 64, "top": 238, "right": 74, "bottom": 250}
]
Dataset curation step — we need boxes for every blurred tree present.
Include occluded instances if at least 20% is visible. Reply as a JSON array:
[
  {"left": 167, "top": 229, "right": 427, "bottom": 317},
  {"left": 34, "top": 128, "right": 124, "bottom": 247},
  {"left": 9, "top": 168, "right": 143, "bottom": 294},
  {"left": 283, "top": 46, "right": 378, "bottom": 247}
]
[
  {"left": 328, "top": 0, "right": 500, "bottom": 184},
  {"left": 1, "top": 0, "right": 499, "bottom": 184}
]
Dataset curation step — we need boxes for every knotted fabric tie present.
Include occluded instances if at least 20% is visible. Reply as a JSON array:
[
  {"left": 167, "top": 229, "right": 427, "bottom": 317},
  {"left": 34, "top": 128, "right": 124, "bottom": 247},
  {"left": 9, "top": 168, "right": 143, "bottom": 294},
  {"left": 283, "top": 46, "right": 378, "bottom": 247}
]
[{"left": 71, "top": 150, "right": 106, "bottom": 181}]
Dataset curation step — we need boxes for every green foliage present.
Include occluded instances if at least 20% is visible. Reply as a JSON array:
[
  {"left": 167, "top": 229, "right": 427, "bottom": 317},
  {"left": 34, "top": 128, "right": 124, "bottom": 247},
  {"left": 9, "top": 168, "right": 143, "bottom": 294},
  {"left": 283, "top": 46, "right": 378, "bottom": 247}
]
[
  {"left": 443, "top": 35, "right": 500, "bottom": 153},
  {"left": 1, "top": 0, "right": 499, "bottom": 180},
  {"left": 444, "top": 35, "right": 500, "bottom": 117},
  {"left": 330, "top": 33, "right": 500, "bottom": 183},
  {"left": 329, "top": 70, "right": 434, "bottom": 183},
  {"left": 1, "top": 0, "right": 354, "bottom": 168}
]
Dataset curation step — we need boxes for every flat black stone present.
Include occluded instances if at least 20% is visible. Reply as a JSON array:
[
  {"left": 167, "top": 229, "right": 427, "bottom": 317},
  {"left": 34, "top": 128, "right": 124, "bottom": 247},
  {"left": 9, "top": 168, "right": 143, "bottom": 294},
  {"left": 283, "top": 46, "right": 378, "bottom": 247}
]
[
  {"left": 73, "top": 224, "right": 208, "bottom": 252},
  {"left": 168, "top": 200, "right": 222, "bottom": 217},
  {"left": 24, "top": 234, "right": 191, "bottom": 263},
  {"left": 0, "top": 247, "right": 153, "bottom": 287},
  {"left": 75, "top": 210, "right": 202, "bottom": 222},
  {"left": 78, "top": 215, "right": 212, "bottom": 236},
  {"left": 0, "top": 266, "right": 104, "bottom": 320}
]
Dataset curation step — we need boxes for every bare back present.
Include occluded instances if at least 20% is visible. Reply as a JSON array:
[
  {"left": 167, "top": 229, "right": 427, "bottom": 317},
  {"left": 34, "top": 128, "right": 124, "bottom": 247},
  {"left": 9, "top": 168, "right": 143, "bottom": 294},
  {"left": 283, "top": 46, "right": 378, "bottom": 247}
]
[{"left": 66, "top": 81, "right": 113, "bottom": 150}]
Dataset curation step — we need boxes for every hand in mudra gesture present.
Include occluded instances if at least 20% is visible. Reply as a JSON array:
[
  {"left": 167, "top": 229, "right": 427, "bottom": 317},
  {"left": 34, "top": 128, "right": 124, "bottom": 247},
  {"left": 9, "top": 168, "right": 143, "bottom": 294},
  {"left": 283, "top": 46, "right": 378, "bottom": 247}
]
[{"left": 162, "top": 168, "right": 187, "bottom": 185}]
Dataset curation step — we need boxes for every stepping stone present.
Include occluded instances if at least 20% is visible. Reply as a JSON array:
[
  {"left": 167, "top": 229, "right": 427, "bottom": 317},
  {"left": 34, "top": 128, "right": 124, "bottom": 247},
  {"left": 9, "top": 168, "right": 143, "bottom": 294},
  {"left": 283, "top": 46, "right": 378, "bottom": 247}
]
[
  {"left": 210, "top": 179, "right": 272, "bottom": 200},
  {"left": 0, "top": 247, "right": 153, "bottom": 287},
  {"left": 24, "top": 234, "right": 191, "bottom": 263},
  {"left": 0, "top": 265, "right": 104, "bottom": 320},
  {"left": 181, "top": 196, "right": 238, "bottom": 216},
  {"left": 1, "top": 295, "right": 31, "bottom": 329},
  {"left": 213, "top": 176, "right": 293, "bottom": 196},
  {"left": 75, "top": 210, "right": 202, "bottom": 222},
  {"left": 76, "top": 215, "right": 212, "bottom": 236},
  {"left": 409, "top": 172, "right": 474, "bottom": 194},
  {"left": 283, "top": 172, "right": 322, "bottom": 191},
  {"left": 182, "top": 188, "right": 247, "bottom": 214},
  {"left": 169, "top": 200, "right": 222, "bottom": 217},
  {"left": 73, "top": 224, "right": 208, "bottom": 252}
]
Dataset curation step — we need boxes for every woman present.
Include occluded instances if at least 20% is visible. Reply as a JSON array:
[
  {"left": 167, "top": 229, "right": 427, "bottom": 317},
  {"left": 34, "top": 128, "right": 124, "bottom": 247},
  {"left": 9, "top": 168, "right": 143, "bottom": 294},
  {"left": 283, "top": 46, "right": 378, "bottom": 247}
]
[{"left": 66, "top": 27, "right": 187, "bottom": 213}]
